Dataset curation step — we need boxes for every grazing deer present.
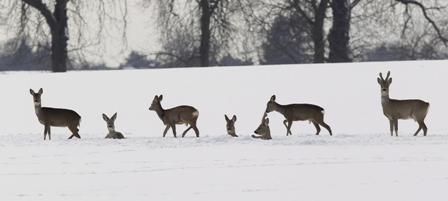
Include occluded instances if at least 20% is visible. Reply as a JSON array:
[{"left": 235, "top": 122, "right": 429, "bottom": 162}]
[
  {"left": 29, "top": 88, "right": 81, "bottom": 140},
  {"left": 148, "top": 95, "right": 200, "bottom": 138},
  {"left": 102, "top": 113, "right": 125, "bottom": 139},
  {"left": 265, "top": 95, "right": 332, "bottom": 136},
  {"left": 252, "top": 113, "right": 272, "bottom": 140},
  {"left": 377, "top": 71, "right": 430, "bottom": 136},
  {"left": 225, "top": 114, "right": 238, "bottom": 137}
]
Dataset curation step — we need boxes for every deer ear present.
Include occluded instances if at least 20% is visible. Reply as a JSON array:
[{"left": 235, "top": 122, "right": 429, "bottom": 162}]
[
  {"left": 388, "top": 78, "right": 392, "bottom": 84},
  {"left": 111, "top": 113, "right": 117, "bottom": 121},
  {"left": 225, "top": 115, "right": 230, "bottom": 121},
  {"left": 38, "top": 88, "right": 43, "bottom": 94},
  {"left": 232, "top": 115, "right": 237, "bottom": 122},
  {"left": 30, "top": 89, "right": 35, "bottom": 95},
  {"left": 377, "top": 77, "right": 381, "bottom": 84},
  {"left": 102, "top": 114, "right": 109, "bottom": 121},
  {"left": 158, "top": 95, "right": 163, "bottom": 101},
  {"left": 270, "top": 95, "right": 276, "bottom": 101}
]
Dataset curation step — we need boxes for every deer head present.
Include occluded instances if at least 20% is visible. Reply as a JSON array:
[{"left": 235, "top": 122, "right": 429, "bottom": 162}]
[
  {"left": 225, "top": 114, "right": 237, "bottom": 136},
  {"left": 102, "top": 113, "right": 117, "bottom": 133},
  {"left": 29, "top": 88, "right": 44, "bottom": 107},
  {"left": 149, "top": 95, "right": 163, "bottom": 111},
  {"left": 377, "top": 71, "right": 392, "bottom": 97},
  {"left": 265, "top": 95, "right": 277, "bottom": 113},
  {"left": 254, "top": 113, "right": 270, "bottom": 135}
]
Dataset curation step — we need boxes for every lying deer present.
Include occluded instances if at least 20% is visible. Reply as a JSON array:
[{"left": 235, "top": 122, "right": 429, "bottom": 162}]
[
  {"left": 225, "top": 114, "right": 238, "bottom": 137},
  {"left": 149, "top": 95, "right": 200, "bottom": 138},
  {"left": 265, "top": 95, "right": 332, "bottom": 136},
  {"left": 30, "top": 88, "right": 81, "bottom": 140},
  {"left": 103, "top": 113, "right": 125, "bottom": 139},
  {"left": 377, "top": 71, "right": 430, "bottom": 136},
  {"left": 252, "top": 113, "right": 272, "bottom": 140}
]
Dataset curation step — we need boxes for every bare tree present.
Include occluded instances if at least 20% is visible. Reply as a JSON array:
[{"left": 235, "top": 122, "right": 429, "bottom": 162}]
[
  {"left": 349, "top": 0, "right": 448, "bottom": 61},
  {"left": 394, "top": 0, "right": 448, "bottom": 46},
  {"left": 153, "top": 0, "right": 237, "bottom": 67},
  {"left": 240, "top": 0, "right": 330, "bottom": 63},
  {"left": 1, "top": 0, "right": 128, "bottom": 72},
  {"left": 261, "top": 14, "right": 312, "bottom": 64},
  {"left": 287, "top": 0, "right": 330, "bottom": 63}
]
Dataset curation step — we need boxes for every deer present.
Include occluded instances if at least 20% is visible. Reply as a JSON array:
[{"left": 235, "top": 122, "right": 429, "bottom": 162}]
[
  {"left": 102, "top": 113, "right": 125, "bottom": 139},
  {"left": 29, "top": 88, "right": 81, "bottom": 140},
  {"left": 265, "top": 95, "right": 332, "bottom": 136},
  {"left": 225, "top": 114, "right": 238, "bottom": 137},
  {"left": 252, "top": 113, "right": 272, "bottom": 140},
  {"left": 148, "top": 95, "right": 200, "bottom": 138},
  {"left": 377, "top": 71, "right": 430, "bottom": 136}
]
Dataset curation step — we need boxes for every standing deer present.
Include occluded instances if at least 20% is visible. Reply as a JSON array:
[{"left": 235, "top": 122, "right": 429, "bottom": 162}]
[
  {"left": 103, "top": 113, "right": 125, "bottom": 139},
  {"left": 29, "top": 88, "right": 81, "bottom": 140},
  {"left": 252, "top": 113, "right": 272, "bottom": 140},
  {"left": 265, "top": 95, "right": 332, "bottom": 136},
  {"left": 225, "top": 114, "right": 238, "bottom": 137},
  {"left": 377, "top": 71, "right": 430, "bottom": 136},
  {"left": 148, "top": 95, "right": 200, "bottom": 138}
]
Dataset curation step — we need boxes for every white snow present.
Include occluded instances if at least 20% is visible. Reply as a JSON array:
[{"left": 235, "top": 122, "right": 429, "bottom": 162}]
[{"left": 1, "top": 60, "right": 448, "bottom": 200}]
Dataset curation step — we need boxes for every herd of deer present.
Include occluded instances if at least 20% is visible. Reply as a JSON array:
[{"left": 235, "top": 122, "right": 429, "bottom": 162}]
[{"left": 29, "top": 71, "right": 430, "bottom": 141}]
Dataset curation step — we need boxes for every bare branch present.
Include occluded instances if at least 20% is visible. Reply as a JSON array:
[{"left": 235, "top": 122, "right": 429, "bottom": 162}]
[
  {"left": 21, "top": 0, "right": 56, "bottom": 30},
  {"left": 395, "top": 0, "right": 448, "bottom": 46}
]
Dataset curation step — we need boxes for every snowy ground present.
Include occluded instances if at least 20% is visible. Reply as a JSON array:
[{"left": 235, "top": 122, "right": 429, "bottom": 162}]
[
  {"left": 1, "top": 134, "right": 448, "bottom": 201},
  {"left": 1, "top": 60, "right": 448, "bottom": 200}
]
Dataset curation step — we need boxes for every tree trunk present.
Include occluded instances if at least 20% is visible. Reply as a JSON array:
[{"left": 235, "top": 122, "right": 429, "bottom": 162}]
[
  {"left": 22, "top": 0, "right": 69, "bottom": 72},
  {"left": 328, "top": 0, "right": 351, "bottom": 63},
  {"left": 312, "top": 0, "right": 328, "bottom": 63},
  {"left": 51, "top": 0, "right": 68, "bottom": 72},
  {"left": 199, "top": 0, "right": 211, "bottom": 67},
  {"left": 50, "top": 31, "right": 68, "bottom": 72}
]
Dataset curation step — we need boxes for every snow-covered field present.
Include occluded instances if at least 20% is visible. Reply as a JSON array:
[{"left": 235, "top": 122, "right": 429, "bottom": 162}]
[{"left": 1, "top": 60, "right": 448, "bottom": 200}]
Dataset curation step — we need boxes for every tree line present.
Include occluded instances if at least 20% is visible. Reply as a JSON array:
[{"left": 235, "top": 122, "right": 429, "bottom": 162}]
[{"left": 0, "top": 0, "right": 447, "bottom": 72}]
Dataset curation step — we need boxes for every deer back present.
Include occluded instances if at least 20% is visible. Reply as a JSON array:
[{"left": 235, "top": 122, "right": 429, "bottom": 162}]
[
  {"left": 282, "top": 104, "right": 325, "bottom": 121},
  {"left": 40, "top": 107, "right": 81, "bottom": 127},
  {"left": 164, "top": 105, "right": 199, "bottom": 125},
  {"left": 384, "top": 99, "right": 429, "bottom": 120}
]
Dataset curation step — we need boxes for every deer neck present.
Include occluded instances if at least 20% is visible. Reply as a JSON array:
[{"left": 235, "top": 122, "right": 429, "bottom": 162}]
[
  {"left": 34, "top": 102, "right": 43, "bottom": 116},
  {"left": 108, "top": 128, "right": 116, "bottom": 134},
  {"left": 381, "top": 94, "right": 390, "bottom": 105},
  {"left": 154, "top": 103, "right": 166, "bottom": 120},
  {"left": 273, "top": 102, "right": 287, "bottom": 115}
]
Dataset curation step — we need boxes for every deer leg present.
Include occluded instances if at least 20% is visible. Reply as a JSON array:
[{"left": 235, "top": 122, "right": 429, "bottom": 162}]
[
  {"left": 283, "top": 120, "right": 291, "bottom": 135},
  {"left": 68, "top": 126, "right": 80, "bottom": 139},
  {"left": 162, "top": 125, "right": 170, "bottom": 137},
  {"left": 192, "top": 125, "right": 200, "bottom": 137},
  {"left": 318, "top": 121, "right": 332, "bottom": 136},
  {"left": 389, "top": 119, "right": 394, "bottom": 136},
  {"left": 47, "top": 126, "right": 51, "bottom": 140},
  {"left": 182, "top": 126, "right": 193, "bottom": 138},
  {"left": 43, "top": 125, "right": 49, "bottom": 140},
  {"left": 414, "top": 122, "right": 423, "bottom": 136},
  {"left": 393, "top": 119, "right": 398, "bottom": 137},
  {"left": 171, "top": 124, "right": 177, "bottom": 138},
  {"left": 286, "top": 120, "right": 293, "bottom": 136},
  {"left": 315, "top": 114, "right": 332, "bottom": 136},
  {"left": 312, "top": 121, "right": 321, "bottom": 135},
  {"left": 421, "top": 121, "right": 428, "bottom": 136}
]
